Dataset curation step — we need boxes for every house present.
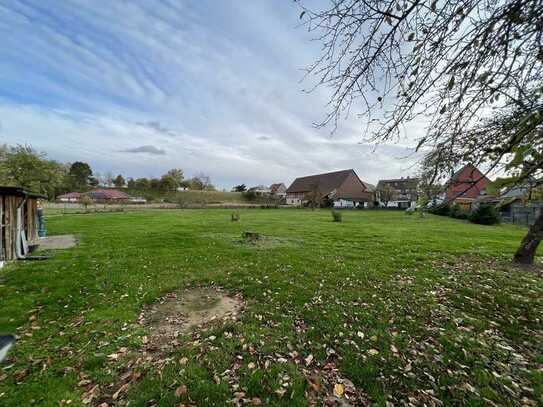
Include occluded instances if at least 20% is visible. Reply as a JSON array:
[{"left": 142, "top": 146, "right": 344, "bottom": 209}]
[
  {"left": 57, "top": 192, "right": 83, "bottom": 202},
  {"left": 0, "top": 186, "right": 46, "bottom": 265},
  {"left": 248, "top": 185, "right": 271, "bottom": 195},
  {"left": 269, "top": 183, "right": 287, "bottom": 198},
  {"left": 85, "top": 189, "right": 130, "bottom": 201},
  {"left": 376, "top": 177, "right": 419, "bottom": 209},
  {"left": 286, "top": 169, "right": 373, "bottom": 208},
  {"left": 446, "top": 164, "right": 490, "bottom": 211}
]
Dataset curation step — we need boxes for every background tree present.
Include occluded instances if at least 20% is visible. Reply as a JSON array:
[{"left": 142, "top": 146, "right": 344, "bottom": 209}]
[
  {"left": 166, "top": 169, "right": 184, "bottom": 188},
  {"left": 301, "top": 0, "right": 543, "bottom": 265},
  {"left": 149, "top": 178, "right": 161, "bottom": 190},
  {"left": 160, "top": 169, "right": 184, "bottom": 191},
  {"left": 113, "top": 174, "right": 125, "bottom": 188},
  {"left": 68, "top": 161, "right": 93, "bottom": 191},
  {"left": 233, "top": 184, "right": 247, "bottom": 192},
  {"left": 306, "top": 182, "right": 323, "bottom": 210},
  {"left": 0, "top": 144, "right": 66, "bottom": 198},
  {"left": 126, "top": 178, "right": 136, "bottom": 189},
  {"left": 190, "top": 173, "right": 212, "bottom": 191},
  {"left": 377, "top": 184, "right": 397, "bottom": 208},
  {"left": 135, "top": 178, "right": 150, "bottom": 189}
]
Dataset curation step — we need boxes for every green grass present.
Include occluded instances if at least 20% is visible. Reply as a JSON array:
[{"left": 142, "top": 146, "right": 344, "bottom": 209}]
[
  {"left": 0, "top": 209, "right": 542, "bottom": 406},
  {"left": 124, "top": 188, "right": 247, "bottom": 204}
]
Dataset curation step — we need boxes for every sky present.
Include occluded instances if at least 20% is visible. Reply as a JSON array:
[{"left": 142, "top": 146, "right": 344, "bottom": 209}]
[{"left": 0, "top": 0, "right": 423, "bottom": 189}]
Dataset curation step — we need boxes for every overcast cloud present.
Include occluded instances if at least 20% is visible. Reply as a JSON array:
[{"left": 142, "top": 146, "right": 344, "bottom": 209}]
[{"left": 0, "top": 1, "right": 424, "bottom": 188}]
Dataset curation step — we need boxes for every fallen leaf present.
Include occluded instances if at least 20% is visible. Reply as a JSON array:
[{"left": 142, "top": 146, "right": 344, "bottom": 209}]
[
  {"left": 333, "top": 383, "right": 345, "bottom": 397},
  {"left": 175, "top": 384, "right": 187, "bottom": 397}
]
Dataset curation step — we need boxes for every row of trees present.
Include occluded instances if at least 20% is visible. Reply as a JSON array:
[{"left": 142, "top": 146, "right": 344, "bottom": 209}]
[
  {"left": 0, "top": 144, "right": 215, "bottom": 198},
  {"left": 124, "top": 171, "right": 215, "bottom": 192}
]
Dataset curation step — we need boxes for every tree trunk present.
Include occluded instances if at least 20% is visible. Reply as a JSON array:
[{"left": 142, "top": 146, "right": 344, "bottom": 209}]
[{"left": 513, "top": 209, "right": 543, "bottom": 265}]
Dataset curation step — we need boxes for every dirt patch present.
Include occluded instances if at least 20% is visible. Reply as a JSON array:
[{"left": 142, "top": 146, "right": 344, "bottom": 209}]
[
  {"left": 139, "top": 287, "right": 244, "bottom": 351},
  {"left": 35, "top": 234, "right": 78, "bottom": 250}
]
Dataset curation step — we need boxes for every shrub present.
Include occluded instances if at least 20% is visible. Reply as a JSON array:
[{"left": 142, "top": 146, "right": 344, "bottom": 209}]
[
  {"left": 231, "top": 212, "right": 240, "bottom": 221},
  {"left": 449, "top": 204, "right": 468, "bottom": 219},
  {"left": 331, "top": 210, "right": 342, "bottom": 222},
  {"left": 468, "top": 203, "right": 500, "bottom": 225},
  {"left": 242, "top": 190, "right": 257, "bottom": 202},
  {"left": 429, "top": 204, "right": 451, "bottom": 216}
]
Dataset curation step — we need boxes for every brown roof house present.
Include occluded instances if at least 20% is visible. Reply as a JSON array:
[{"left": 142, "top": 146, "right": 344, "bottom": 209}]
[
  {"left": 376, "top": 177, "right": 419, "bottom": 209},
  {"left": 286, "top": 169, "right": 373, "bottom": 208}
]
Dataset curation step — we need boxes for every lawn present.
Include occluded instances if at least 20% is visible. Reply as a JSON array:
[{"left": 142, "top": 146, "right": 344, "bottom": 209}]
[{"left": 0, "top": 209, "right": 542, "bottom": 406}]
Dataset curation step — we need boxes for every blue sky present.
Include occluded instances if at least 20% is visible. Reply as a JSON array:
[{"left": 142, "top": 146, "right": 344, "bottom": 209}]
[{"left": 0, "top": 0, "right": 422, "bottom": 188}]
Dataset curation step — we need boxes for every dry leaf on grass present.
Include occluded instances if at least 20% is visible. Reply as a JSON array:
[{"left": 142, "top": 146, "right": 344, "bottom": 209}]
[
  {"left": 175, "top": 384, "right": 188, "bottom": 397},
  {"left": 333, "top": 383, "right": 345, "bottom": 397}
]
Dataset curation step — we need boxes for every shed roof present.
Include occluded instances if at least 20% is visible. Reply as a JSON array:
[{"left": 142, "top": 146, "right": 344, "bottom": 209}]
[{"left": 0, "top": 186, "right": 47, "bottom": 199}]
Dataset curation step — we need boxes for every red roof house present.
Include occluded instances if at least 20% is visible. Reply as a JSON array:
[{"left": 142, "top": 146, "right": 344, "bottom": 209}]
[
  {"left": 446, "top": 164, "right": 490, "bottom": 206},
  {"left": 85, "top": 189, "right": 130, "bottom": 201}
]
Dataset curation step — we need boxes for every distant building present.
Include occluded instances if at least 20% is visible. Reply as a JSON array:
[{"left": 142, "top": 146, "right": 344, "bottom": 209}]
[
  {"left": 57, "top": 192, "right": 83, "bottom": 202},
  {"left": 85, "top": 189, "right": 130, "bottom": 201},
  {"left": 286, "top": 169, "right": 373, "bottom": 208},
  {"left": 269, "top": 183, "right": 287, "bottom": 198},
  {"left": 248, "top": 185, "right": 271, "bottom": 195},
  {"left": 446, "top": 164, "right": 490, "bottom": 210},
  {"left": 376, "top": 177, "right": 419, "bottom": 209}
]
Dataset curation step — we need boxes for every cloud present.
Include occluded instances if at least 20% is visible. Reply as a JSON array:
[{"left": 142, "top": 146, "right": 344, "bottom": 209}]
[
  {"left": 137, "top": 121, "right": 178, "bottom": 137},
  {"left": 120, "top": 145, "right": 166, "bottom": 155},
  {"left": 0, "top": 1, "right": 428, "bottom": 189}
]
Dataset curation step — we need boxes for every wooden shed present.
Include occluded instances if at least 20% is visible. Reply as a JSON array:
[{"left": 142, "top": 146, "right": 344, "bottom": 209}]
[{"left": 0, "top": 187, "right": 46, "bottom": 265}]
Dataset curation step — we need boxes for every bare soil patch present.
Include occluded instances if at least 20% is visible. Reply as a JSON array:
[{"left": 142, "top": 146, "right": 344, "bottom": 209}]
[
  {"left": 139, "top": 287, "right": 244, "bottom": 351},
  {"left": 35, "top": 234, "right": 78, "bottom": 250}
]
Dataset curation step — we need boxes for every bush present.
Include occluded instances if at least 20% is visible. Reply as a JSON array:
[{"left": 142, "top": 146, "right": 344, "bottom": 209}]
[
  {"left": 331, "top": 210, "right": 342, "bottom": 222},
  {"left": 449, "top": 204, "right": 468, "bottom": 219},
  {"left": 429, "top": 204, "right": 451, "bottom": 216},
  {"left": 231, "top": 212, "right": 240, "bottom": 221},
  {"left": 468, "top": 203, "right": 500, "bottom": 225},
  {"left": 242, "top": 190, "right": 257, "bottom": 202}
]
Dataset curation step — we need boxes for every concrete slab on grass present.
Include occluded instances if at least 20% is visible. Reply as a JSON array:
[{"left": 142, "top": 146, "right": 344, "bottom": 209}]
[{"left": 36, "top": 235, "right": 78, "bottom": 250}]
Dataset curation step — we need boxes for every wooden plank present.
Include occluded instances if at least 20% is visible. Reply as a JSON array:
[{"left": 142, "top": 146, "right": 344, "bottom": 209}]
[
  {"left": 5, "top": 196, "right": 13, "bottom": 260},
  {"left": 0, "top": 196, "right": 4, "bottom": 262}
]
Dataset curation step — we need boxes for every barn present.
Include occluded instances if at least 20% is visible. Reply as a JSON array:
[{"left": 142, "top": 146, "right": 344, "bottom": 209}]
[{"left": 0, "top": 187, "right": 46, "bottom": 266}]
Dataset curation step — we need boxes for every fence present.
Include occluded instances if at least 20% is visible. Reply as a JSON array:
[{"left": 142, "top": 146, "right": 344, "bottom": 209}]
[{"left": 501, "top": 203, "right": 542, "bottom": 226}]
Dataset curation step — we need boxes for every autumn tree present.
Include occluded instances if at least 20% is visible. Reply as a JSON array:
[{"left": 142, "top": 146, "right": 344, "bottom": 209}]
[{"left": 300, "top": 0, "right": 543, "bottom": 265}]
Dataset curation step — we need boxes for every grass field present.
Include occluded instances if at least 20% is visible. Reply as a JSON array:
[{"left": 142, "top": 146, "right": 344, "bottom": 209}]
[{"left": 0, "top": 209, "right": 542, "bottom": 406}]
